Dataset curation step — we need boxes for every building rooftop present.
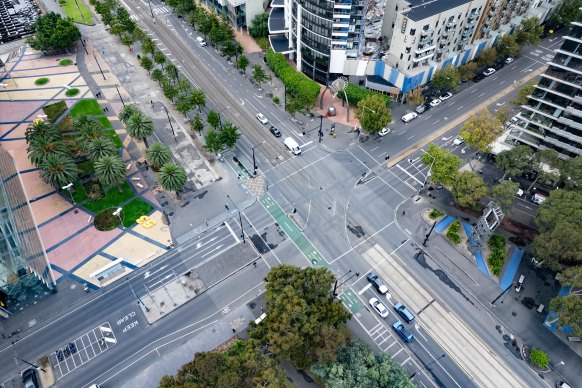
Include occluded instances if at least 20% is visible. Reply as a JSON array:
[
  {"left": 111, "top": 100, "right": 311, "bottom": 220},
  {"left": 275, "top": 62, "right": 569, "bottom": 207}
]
[{"left": 405, "top": 0, "right": 472, "bottom": 22}]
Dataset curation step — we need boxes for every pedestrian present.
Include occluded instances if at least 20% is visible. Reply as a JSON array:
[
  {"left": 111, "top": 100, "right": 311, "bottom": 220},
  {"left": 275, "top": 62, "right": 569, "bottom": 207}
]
[
  {"left": 253, "top": 262, "right": 257, "bottom": 268},
  {"left": 402, "top": 210, "right": 406, "bottom": 215},
  {"left": 232, "top": 328, "right": 236, "bottom": 333},
  {"left": 150, "top": 100, "right": 153, "bottom": 106}
]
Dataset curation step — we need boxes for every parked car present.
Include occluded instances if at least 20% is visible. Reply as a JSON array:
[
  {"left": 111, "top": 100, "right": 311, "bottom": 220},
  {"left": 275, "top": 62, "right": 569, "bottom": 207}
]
[
  {"left": 369, "top": 298, "right": 389, "bottom": 318},
  {"left": 473, "top": 73, "right": 485, "bottom": 83},
  {"left": 493, "top": 61, "right": 504, "bottom": 70},
  {"left": 483, "top": 68, "right": 496, "bottom": 76},
  {"left": 269, "top": 126, "right": 282, "bottom": 137},
  {"left": 415, "top": 104, "right": 429, "bottom": 114},
  {"left": 453, "top": 136, "right": 465, "bottom": 146},
  {"left": 196, "top": 37, "right": 207, "bottom": 47},
  {"left": 392, "top": 320, "right": 414, "bottom": 342},
  {"left": 367, "top": 272, "right": 388, "bottom": 294},
  {"left": 439, "top": 92, "right": 453, "bottom": 101},
  {"left": 401, "top": 112, "right": 418, "bottom": 123},
  {"left": 429, "top": 99, "right": 442, "bottom": 107},
  {"left": 256, "top": 113, "right": 269, "bottom": 124},
  {"left": 394, "top": 302, "right": 415, "bottom": 323},
  {"left": 505, "top": 57, "right": 514, "bottom": 64},
  {"left": 22, "top": 369, "right": 39, "bottom": 388},
  {"left": 379, "top": 127, "right": 391, "bottom": 136}
]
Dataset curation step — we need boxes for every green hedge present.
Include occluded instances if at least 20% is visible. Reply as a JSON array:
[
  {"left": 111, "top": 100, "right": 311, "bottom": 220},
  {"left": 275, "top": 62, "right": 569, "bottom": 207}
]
[
  {"left": 529, "top": 348, "right": 549, "bottom": 368},
  {"left": 345, "top": 83, "right": 390, "bottom": 106},
  {"left": 265, "top": 49, "right": 320, "bottom": 110},
  {"left": 487, "top": 234, "right": 506, "bottom": 276},
  {"left": 429, "top": 208, "right": 444, "bottom": 219},
  {"left": 446, "top": 220, "right": 461, "bottom": 244}
]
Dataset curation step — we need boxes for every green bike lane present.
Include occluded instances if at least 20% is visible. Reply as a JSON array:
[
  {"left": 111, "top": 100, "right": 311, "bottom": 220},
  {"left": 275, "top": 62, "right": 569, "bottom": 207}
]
[{"left": 259, "top": 193, "right": 365, "bottom": 314}]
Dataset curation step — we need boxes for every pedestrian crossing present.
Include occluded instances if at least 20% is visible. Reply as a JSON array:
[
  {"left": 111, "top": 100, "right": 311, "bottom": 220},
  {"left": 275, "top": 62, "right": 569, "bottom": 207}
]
[{"left": 152, "top": 5, "right": 170, "bottom": 15}]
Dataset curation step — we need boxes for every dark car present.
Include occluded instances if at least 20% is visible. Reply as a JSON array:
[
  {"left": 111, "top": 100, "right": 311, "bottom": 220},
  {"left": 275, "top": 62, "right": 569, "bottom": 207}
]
[
  {"left": 473, "top": 74, "right": 485, "bottom": 83},
  {"left": 394, "top": 302, "right": 415, "bottom": 323},
  {"left": 269, "top": 126, "right": 282, "bottom": 137},
  {"left": 392, "top": 320, "right": 414, "bottom": 342},
  {"left": 367, "top": 272, "right": 388, "bottom": 294},
  {"left": 493, "top": 61, "right": 504, "bottom": 70},
  {"left": 22, "top": 368, "right": 39, "bottom": 388}
]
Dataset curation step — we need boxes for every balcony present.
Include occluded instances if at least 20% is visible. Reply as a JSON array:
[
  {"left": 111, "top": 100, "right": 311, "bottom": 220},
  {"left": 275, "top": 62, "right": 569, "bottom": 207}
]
[
  {"left": 557, "top": 115, "right": 582, "bottom": 131},
  {"left": 413, "top": 52, "right": 435, "bottom": 62},
  {"left": 416, "top": 45, "right": 436, "bottom": 54},
  {"left": 565, "top": 106, "right": 582, "bottom": 118},
  {"left": 544, "top": 135, "right": 582, "bottom": 154},
  {"left": 268, "top": 8, "right": 287, "bottom": 34},
  {"left": 270, "top": 0, "right": 284, "bottom": 7},
  {"left": 550, "top": 125, "right": 582, "bottom": 144},
  {"left": 421, "top": 28, "right": 433, "bottom": 36},
  {"left": 543, "top": 68, "right": 582, "bottom": 87}
]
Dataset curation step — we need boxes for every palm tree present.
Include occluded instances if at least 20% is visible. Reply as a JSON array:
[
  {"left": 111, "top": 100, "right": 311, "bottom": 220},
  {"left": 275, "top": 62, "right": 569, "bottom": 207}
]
[
  {"left": 146, "top": 142, "right": 172, "bottom": 170},
  {"left": 94, "top": 155, "right": 127, "bottom": 189},
  {"left": 219, "top": 121, "right": 240, "bottom": 149},
  {"left": 190, "top": 88, "right": 206, "bottom": 112},
  {"left": 126, "top": 112, "right": 154, "bottom": 147},
  {"left": 73, "top": 115, "right": 102, "bottom": 133},
  {"left": 27, "top": 136, "right": 68, "bottom": 166},
  {"left": 25, "top": 120, "right": 60, "bottom": 144},
  {"left": 158, "top": 163, "right": 187, "bottom": 193},
  {"left": 39, "top": 154, "right": 78, "bottom": 188},
  {"left": 118, "top": 104, "right": 141, "bottom": 124},
  {"left": 86, "top": 137, "right": 117, "bottom": 161}
]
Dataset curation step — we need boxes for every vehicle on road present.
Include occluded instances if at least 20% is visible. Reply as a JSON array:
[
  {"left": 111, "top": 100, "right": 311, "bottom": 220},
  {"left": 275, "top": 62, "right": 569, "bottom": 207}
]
[
  {"left": 401, "top": 112, "right": 418, "bottom": 123},
  {"left": 473, "top": 73, "right": 485, "bottom": 83},
  {"left": 22, "top": 368, "right": 39, "bottom": 388},
  {"left": 394, "top": 302, "right": 415, "bottom": 323},
  {"left": 516, "top": 188, "right": 524, "bottom": 197},
  {"left": 196, "top": 37, "right": 206, "bottom": 47},
  {"left": 392, "top": 320, "right": 414, "bottom": 342},
  {"left": 532, "top": 193, "right": 548, "bottom": 205},
  {"left": 505, "top": 57, "right": 514, "bottom": 64},
  {"left": 256, "top": 113, "right": 269, "bottom": 124},
  {"left": 269, "top": 126, "right": 282, "bottom": 137},
  {"left": 483, "top": 68, "right": 496, "bottom": 76},
  {"left": 415, "top": 104, "right": 429, "bottom": 114},
  {"left": 379, "top": 127, "right": 390, "bottom": 136},
  {"left": 283, "top": 137, "right": 302, "bottom": 155},
  {"left": 493, "top": 61, "right": 505, "bottom": 70},
  {"left": 429, "top": 99, "right": 442, "bottom": 107},
  {"left": 439, "top": 92, "right": 453, "bottom": 101},
  {"left": 369, "top": 298, "right": 389, "bottom": 318},
  {"left": 453, "top": 136, "right": 465, "bottom": 146},
  {"left": 367, "top": 272, "right": 388, "bottom": 294}
]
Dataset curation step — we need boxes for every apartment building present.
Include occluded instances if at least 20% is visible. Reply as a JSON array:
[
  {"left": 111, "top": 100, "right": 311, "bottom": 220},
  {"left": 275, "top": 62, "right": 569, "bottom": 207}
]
[
  {"left": 201, "top": 0, "right": 265, "bottom": 29},
  {"left": 507, "top": 22, "right": 582, "bottom": 158}
]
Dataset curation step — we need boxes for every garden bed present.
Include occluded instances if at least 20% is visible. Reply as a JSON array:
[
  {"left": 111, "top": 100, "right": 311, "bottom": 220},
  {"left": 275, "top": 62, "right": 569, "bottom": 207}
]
[
  {"left": 42, "top": 101, "right": 67, "bottom": 123},
  {"left": 94, "top": 207, "right": 120, "bottom": 231},
  {"left": 98, "top": 116, "right": 113, "bottom": 129},
  {"left": 57, "top": 114, "right": 75, "bottom": 133},
  {"left": 446, "top": 219, "right": 462, "bottom": 244},
  {"left": 83, "top": 182, "right": 134, "bottom": 214},
  {"left": 70, "top": 99, "right": 103, "bottom": 118},
  {"left": 59, "top": 59, "right": 73, "bottom": 66},
  {"left": 122, "top": 198, "right": 154, "bottom": 227},
  {"left": 487, "top": 234, "right": 507, "bottom": 276},
  {"left": 35, "top": 77, "right": 49, "bottom": 86}
]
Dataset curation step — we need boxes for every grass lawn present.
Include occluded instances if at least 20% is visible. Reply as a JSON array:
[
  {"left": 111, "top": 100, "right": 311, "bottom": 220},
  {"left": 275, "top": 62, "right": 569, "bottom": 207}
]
[
  {"left": 43, "top": 101, "right": 67, "bottom": 123},
  {"left": 60, "top": 0, "right": 94, "bottom": 25},
  {"left": 76, "top": 160, "right": 95, "bottom": 178},
  {"left": 83, "top": 182, "right": 134, "bottom": 214},
  {"left": 103, "top": 129, "right": 123, "bottom": 148},
  {"left": 65, "top": 88, "right": 80, "bottom": 97},
  {"left": 71, "top": 181, "right": 88, "bottom": 203},
  {"left": 70, "top": 99, "right": 103, "bottom": 118},
  {"left": 59, "top": 59, "right": 73, "bottom": 66},
  {"left": 98, "top": 116, "right": 112, "bottom": 129},
  {"left": 122, "top": 198, "right": 154, "bottom": 227}
]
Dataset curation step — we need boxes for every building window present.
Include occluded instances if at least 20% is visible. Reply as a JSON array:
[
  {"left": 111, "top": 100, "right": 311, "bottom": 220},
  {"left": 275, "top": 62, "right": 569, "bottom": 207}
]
[{"left": 410, "top": 28, "right": 416, "bottom": 35}]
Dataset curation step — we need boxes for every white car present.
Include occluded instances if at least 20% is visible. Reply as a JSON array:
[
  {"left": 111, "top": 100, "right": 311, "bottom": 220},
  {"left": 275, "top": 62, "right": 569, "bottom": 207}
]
[
  {"left": 453, "top": 136, "right": 465, "bottom": 146},
  {"left": 379, "top": 127, "right": 391, "bottom": 136},
  {"left": 439, "top": 92, "right": 453, "bottom": 101},
  {"left": 429, "top": 99, "right": 442, "bottom": 107},
  {"left": 369, "top": 298, "right": 389, "bottom": 318},
  {"left": 401, "top": 112, "right": 418, "bottom": 123},
  {"left": 256, "top": 113, "right": 269, "bottom": 124},
  {"left": 505, "top": 57, "right": 514, "bottom": 64},
  {"left": 483, "top": 68, "right": 496, "bottom": 76}
]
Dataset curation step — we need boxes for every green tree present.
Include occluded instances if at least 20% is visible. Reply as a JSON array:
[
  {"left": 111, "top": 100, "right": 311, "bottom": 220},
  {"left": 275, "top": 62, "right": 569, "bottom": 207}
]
[
  {"left": 249, "top": 265, "right": 351, "bottom": 368},
  {"left": 249, "top": 12, "right": 269, "bottom": 39},
  {"left": 451, "top": 171, "right": 488, "bottom": 208},
  {"left": 39, "top": 154, "right": 78, "bottom": 188},
  {"left": 146, "top": 142, "right": 172, "bottom": 170},
  {"left": 176, "top": 94, "right": 193, "bottom": 117},
  {"left": 536, "top": 190, "right": 582, "bottom": 233},
  {"left": 27, "top": 136, "right": 67, "bottom": 166},
  {"left": 549, "top": 293, "right": 582, "bottom": 337},
  {"left": 561, "top": 155, "right": 582, "bottom": 189},
  {"left": 558, "top": 265, "right": 582, "bottom": 288},
  {"left": 459, "top": 109, "right": 504, "bottom": 155},
  {"left": 165, "top": 63, "right": 178, "bottom": 81},
  {"left": 94, "top": 155, "right": 127, "bottom": 189},
  {"left": 527, "top": 149, "right": 562, "bottom": 190},
  {"left": 196, "top": 9, "right": 213, "bottom": 39},
  {"left": 161, "top": 78, "right": 179, "bottom": 102},
  {"left": 491, "top": 180, "right": 519, "bottom": 212},
  {"left": 208, "top": 22, "right": 222, "bottom": 47},
  {"left": 86, "top": 137, "right": 117, "bottom": 161},
  {"left": 153, "top": 50, "right": 166, "bottom": 68},
  {"left": 219, "top": 122, "right": 240, "bottom": 149},
  {"left": 496, "top": 145, "right": 534, "bottom": 179},
  {"left": 237, "top": 55, "right": 250, "bottom": 75},
  {"left": 151, "top": 68, "right": 164, "bottom": 87},
  {"left": 548, "top": 0, "right": 582, "bottom": 27},
  {"left": 176, "top": 77, "right": 191, "bottom": 95},
  {"left": 126, "top": 112, "right": 154, "bottom": 146},
  {"left": 25, "top": 120, "right": 60, "bottom": 144},
  {"left": 494, "top": 34, "right": 520, "bottom": 58},
  {"left": 26, "top": 12, "right": 81, "bottom": 52},
  {"left": 234, "top": 43, "right": 244, "bottom": 61},
  {"left": 118, "top": 104, "right": 140, "bottom": 124},
  {"left": 458, "top": 62, "right": 478, "bottom": 81},
  {"left": 191, "top": 114, "right": 204, "bottom": 135},
  {"left": 312, "top": 338, "right": 414, "bottom": 388},
  {"left": 220, "top": 40, "right": 237, "bottom": 61},
  {"left": 356, "top": 94, "right": 392, "bottom": 134},
  {"left": 206, "top": 110, "right": 220, "bottom": 130},
  {"left": 203, "top": 129, "right": 222, "bottom": 155},
  {"left": 251, "top": 64, "right": 267, "bottom": 86},
  {"left": 529, "top": 348, "right": 550, "bottom": 368},
  {"left": 139, "top": 55, "right": 153, "bottom": 73},
  {"left": 158, "top": 163, "right": 187, "bottom": 192},
  {"left": 510, "top": 80, "right": 536, "bottom": 106},
  {"left": 189, "top": 88, "right": 206, "bottom": 113},
  {"left": 477, "top": 47, "right": 498, "bottom": 67},
  {"left": 141, "top": 36, "right": 156, "bottom": 56},
  {"left": 116, "top": 7, "right": 136, "bottom": 32},
  {"left": 421, "top": 144, "right": 461, "bottom": 187},
  {"left": 533, "top": 222, "right": 582, "bottom": 269},
  {"left": 406, "top": 87, "right": 424, "bottom": 107},
  {"left": 429, "top": 65, "right": 461, "bottom": 92},
  {"left": 515, "top": 17, "right": 544, "bottom": 46}
]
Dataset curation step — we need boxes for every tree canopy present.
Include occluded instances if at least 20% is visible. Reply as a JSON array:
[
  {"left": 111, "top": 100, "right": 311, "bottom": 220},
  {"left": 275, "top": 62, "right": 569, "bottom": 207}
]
[
  {"left": 421, "top": 144, "right": 461, "bottom": 187},
  {"left": 515, "top": 17, "right": 544, "bottom": 46},
  {"left": 27, "top": 12, "right": 81, "bottom": 52},
  {"left": 451, "top": 171, "right": 488, "bottom": 209},
  {"left": 356, "top": 94, "right": 392, "bottom": 134},
  {"left": 548, "top": 0, "right": 582, "bottom": 27},
  {"left": 494, "top": 35, "right": 520, "bottom": 58},
  {"left": 459, "top": 109, "right": 504, "bottom": 153},
  {"left": 429, "top": 66, "right": 461, "bottom": 92},
  {"left": 510, "top": 80, "right": 536, "bottom": 106},
  {"left": 561, "top": 155, "right": 582, "bottom": 190},
  {"left": 458, "top": 62, "right": 478, "bottom": 82},
  {"left": 476, "top": 48, "right": 497, "bottom": 67},
  {"left": 249, "top": 12, "right": 269, "bottom": 39},
  {"left": 549, "top": 264, "right": 582, "bottom": 337},
  {"left": 491, "top": 180, "right": 519, "bottom": 213},
  {"left": 219, "top": 122, "right": 241, "bottom": 149},
  {"left": 495, "top": 145, "right": 534, "bottom": 179}
]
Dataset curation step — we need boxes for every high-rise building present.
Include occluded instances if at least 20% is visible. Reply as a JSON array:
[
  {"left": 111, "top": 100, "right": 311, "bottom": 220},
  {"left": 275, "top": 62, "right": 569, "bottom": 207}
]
[
  {"left": 200, "top": 0, "right": 265, "bottom": 29},
  {"left": 0, "top": 145, "right": 54, "bottom": 316},
  {"left": 508, "top": 22, "right": 582, "bottom": 158}
]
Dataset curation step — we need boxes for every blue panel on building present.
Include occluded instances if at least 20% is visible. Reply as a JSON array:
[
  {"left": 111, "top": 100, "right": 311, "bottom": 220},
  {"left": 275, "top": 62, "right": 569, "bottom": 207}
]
[
  {"left": 427, "top": 67, "right": 434, "bottom": 81},
  {"left": 374, "top": 61, "right": 385, "bottom": 76},
  {"left": 402, "top": 71, "right": 425, "bottom": 94},
  {"left": 442, "top": 57, "right": 454, "bottom": 68},
  {"left": 461, "top": 49, "right": 471, "bottom": 65},
  {"left": 473, "top": 41, "right": 487, "bottom": 57},
  {"left": 389, "top": 68, "right": 399, "bottom": 84}
]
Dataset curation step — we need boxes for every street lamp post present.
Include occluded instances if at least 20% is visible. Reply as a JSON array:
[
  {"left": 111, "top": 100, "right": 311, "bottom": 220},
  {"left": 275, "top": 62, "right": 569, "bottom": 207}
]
[
  {"left": 112, "top": 207, "right": 124, "bottom": 229},
  {"left": 252, "top": 141, "right": 266, "bottom": 175},
  {"left": 491, "top": 281, "right": 523, "bottom": 306},
  {"left": 0, "top": 83, "right": 13, "bottom": 102},
  {"left": 73, "top": 0, "right": 86, "bottom": 21},
  {"left": 226, "top": 194, "right": 245, "bottom": 244},
  {"left": 62, "top": 183, "right": 75, "bottom": 204},
  {"left": 115, "top": 84, "right": 125, "bottom": 107},
  {"left": 126, "top": 277, "right": 150, "bottom": 312},
  {"left": 92, "top": 51, "right": 106, "bottom": 80},
  {"left": 333, "top": 270, "right": 359, "bottom": 296},
  {"left": 422, "top": 221, "right": 437, "bottom": 247},
  {"left": 80, "top": 38, "right": 88, "bottom": 55},
  {"left": 163, "top": 106, "right": 177, "bottom": 142},
  {"left": 147, "top": 0, "right": 156, "bottom": 23}
]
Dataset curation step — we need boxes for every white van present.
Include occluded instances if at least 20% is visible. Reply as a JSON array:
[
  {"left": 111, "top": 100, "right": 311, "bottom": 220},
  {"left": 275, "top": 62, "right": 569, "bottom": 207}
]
[
  {"left": 196, "top": 37, "right": 207, "bottom": 47},
  {"left": 284, "top": 137, "right": 301, "bottom": 155},
  {"left": 401, "top": 112, "right": 418, "bottom": 123}
]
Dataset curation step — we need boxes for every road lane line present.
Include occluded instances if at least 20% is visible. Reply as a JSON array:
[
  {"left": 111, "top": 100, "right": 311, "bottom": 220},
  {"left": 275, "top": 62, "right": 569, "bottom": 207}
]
[
  {"left": 358, "top": 283, "right": 372, "bottom": 295},
  {"left": 396, "top": 164, "right": 424, "bottom": 185}
]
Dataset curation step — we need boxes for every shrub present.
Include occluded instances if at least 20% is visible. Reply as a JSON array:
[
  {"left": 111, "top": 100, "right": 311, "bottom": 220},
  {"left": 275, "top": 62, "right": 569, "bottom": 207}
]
[
  {"left": 529, "top": 348, "right": 549, "bottom": 368},
  {"left": 446, "top": 220, "right": 461, "bottom": 244},
  {"left": 255, "top": 37, "right": 270, "bottom": 50},
  {"left": 273, "top": 96, "right": 280, "bottom": 104},
  {"left": 65, "top": 88, "right": 80, "bottom": 97},
  {"left": 59, "top": 59, "right": 73, "bottom": 66},
  {"left": 43, "top": 101, "right": 68, "bottom": 122},
  {"left": 429, "top": 208, "right": 444, "bottom": 219},
  {"left": 345, "top": 83, "right": 390, "bottom": 106},
  {"left": 35, "top": 77, "right": 50, "bottom": 86},
  {"left": 94, "top": 207, "right": 120, "bottom": 231},
  {"left": 487, "top": 234, "right": 506, "bottom": 275}
]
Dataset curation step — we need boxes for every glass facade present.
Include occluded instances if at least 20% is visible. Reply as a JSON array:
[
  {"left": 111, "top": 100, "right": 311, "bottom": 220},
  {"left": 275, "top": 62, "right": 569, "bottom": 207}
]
[{"left": 0, "top": 145, "right": 54, "bottom": 312}]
